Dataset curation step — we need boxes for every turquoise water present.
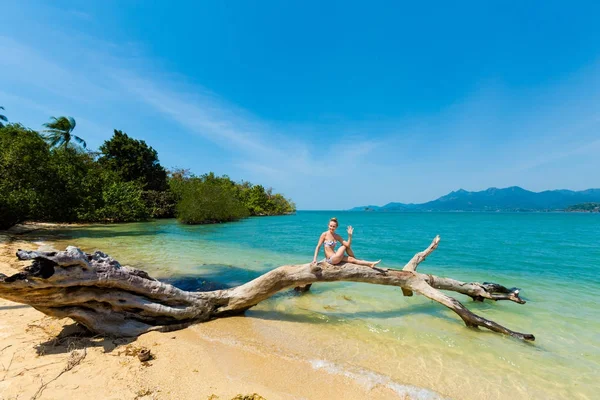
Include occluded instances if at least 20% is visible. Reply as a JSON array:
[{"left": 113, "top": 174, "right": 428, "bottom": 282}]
[{"left": 43, "top": 212, "right": 599, "bottom": 399}]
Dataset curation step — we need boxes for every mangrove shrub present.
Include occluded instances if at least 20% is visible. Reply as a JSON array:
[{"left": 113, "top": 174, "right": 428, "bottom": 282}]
[
  {"left": 0, "top": 124, "right": 52, "bottom": 228},
  {"left": 176, "top": 176, "right": 249, "bottom": 224}
]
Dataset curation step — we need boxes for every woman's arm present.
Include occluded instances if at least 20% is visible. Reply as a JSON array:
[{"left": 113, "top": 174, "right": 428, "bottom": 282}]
[
  {"left": 338, "top": 226, "right": 353, "bottom": 247},
  {"left": 312, "top": 233, "right": 325, "bottom": 263}
]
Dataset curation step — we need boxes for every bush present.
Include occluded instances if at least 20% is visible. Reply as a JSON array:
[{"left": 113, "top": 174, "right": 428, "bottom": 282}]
[
  {"left": 0, "top": 194, "right": 26, "bottom": 230},
  {"left": 94, "top": 181, "right": 150, "bottom": 223},
  {"left": 142, "top": 190, "right": 176, "bottom": 218},
  {"left": 43, "top": 147, "right": 104, "bottom": 222},
  {"left": 269, "top": 193, "right": 296, "bottom": 215},
  {"left": 237, "top": 183, "right": 296, "bottom": 216},
  {"left": 0, "top": 124, "right": 52, "bottom": 227},
  {"left": 176, "top": 177, "right": 249, "bottom": 224}
]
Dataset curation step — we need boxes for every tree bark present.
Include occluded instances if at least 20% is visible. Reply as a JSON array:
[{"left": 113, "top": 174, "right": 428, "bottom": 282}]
[{"left": 0, "top": 238, "right": 534, "bottom": 340}]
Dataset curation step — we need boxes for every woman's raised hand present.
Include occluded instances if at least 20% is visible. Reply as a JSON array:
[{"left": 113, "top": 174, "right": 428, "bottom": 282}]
[{"left": 347, "top": 225, "right": 354, "bottom": 236}]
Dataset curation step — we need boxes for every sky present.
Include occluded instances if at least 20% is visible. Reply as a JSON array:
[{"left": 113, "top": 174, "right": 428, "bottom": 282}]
[{"left": 1, "top": 1, "right": 599, "bottom": 210}]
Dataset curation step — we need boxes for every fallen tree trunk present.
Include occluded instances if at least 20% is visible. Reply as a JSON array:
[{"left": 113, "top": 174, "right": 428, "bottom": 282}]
[{"left": 0, "top": 236, "right": 534, "bottom": 340}]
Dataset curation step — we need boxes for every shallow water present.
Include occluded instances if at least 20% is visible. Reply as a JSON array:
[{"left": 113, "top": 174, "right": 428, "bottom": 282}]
[{"left": 42, "top": 212, "right": 599, "bottom": 399}]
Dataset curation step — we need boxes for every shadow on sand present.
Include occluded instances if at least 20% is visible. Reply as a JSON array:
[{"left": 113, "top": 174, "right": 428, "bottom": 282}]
[{"left": 34, "top": 323, "right": 137, "bottom": 356}]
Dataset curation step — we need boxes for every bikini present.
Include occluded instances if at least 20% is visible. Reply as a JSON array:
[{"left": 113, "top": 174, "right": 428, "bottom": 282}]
[{"left": 324, "top": 239, "right": 337, "bottom": 263}]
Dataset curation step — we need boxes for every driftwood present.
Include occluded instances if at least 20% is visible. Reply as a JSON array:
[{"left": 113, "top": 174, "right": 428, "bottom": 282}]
[{"left": 0, "top": 236, "right": 534, "bottom": 340}]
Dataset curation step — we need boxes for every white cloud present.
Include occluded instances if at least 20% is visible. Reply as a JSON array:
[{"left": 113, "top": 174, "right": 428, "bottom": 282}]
[
  {"left": 111, "top": 70, "right": 382, "bottom": 186},
  {"left": 0, "top": 36, "right": 113, "bottom": 102},
  {"left": 0, "top": 31, "right": 381, "bottom": 208},
  {"left": 113, "top": 72, "right": 276, "bottom": 155}
]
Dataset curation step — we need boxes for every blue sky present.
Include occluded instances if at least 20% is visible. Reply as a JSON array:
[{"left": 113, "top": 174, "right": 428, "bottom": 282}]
[{"left": 1, "top": 1, "right": 599, "bottom": 209}]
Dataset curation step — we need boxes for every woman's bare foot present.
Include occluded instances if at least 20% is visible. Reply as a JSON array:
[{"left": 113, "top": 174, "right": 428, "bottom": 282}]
[{"left": 370, "top": 260, "right": 381, "bottom": 268}]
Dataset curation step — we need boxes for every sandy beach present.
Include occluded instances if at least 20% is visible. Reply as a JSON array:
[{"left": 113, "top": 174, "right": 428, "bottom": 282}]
[{"left": 0, "top": 225, "right": 405, "bottom": 400}]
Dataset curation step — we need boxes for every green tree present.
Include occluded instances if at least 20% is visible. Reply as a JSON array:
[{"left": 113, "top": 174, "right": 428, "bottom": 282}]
[
  {"left": 95, "top": 180, "right": 150, "bottom": 222},
  {"left": 0, "top": 124, "right": 52, "bottom": 228},
  {"left": 245, "top": 184, "right": 270, "bottom": 215},
  {"left": 233, "top": 181, "right": 295, "bottom": 216},
  {"left": 45, "top": 146, "right": 103, "bottom": 222},
  {"left": 270, "top": 193, "right": 296, "bottom": 214},
  {"left": 99, "top": 130, "right": 168, "bottom": 191},
  {"left": 42, "top": 116, "right": 87, "bottom": 149},
  {"left": 167, "top": 168, "right": 191, "bottom": 203},
  {"left": 142, "top": 190, "right": 176, "bottom": 218},
  {"left": 175, "top": 174, "right": 249, "bottom": 224},
  {"left": 0, "top": 106, "right": 8, "bottom": 128}
]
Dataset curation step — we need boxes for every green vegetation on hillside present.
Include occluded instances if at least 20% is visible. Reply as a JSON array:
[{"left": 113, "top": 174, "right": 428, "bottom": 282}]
[
  {"left": 0, "top": 116, "right": 295, "bottom": 229},
  {"left": 565, "top": 203, "right": 600, "bottom": 212}
]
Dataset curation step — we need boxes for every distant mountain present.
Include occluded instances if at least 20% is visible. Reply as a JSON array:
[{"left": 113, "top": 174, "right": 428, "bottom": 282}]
[{"left": 350, "top": 187, "right": 600, "bottom": 212}]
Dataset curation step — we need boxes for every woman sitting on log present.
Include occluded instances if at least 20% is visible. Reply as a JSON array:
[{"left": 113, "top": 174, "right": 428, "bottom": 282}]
[{"left": 312, "top": 217, "right": 381, "bottom": 267}]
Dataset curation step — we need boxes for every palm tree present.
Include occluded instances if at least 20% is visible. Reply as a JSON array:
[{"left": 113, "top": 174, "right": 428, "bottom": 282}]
[
  {"left": 42, "top": 116, "right": 86, "bottom": 149},
  {"left": 0, "top": 106, "right": 7, "bottom": 128}
]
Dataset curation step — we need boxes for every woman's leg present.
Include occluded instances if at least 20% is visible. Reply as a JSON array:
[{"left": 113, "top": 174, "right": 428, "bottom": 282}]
[
  {"left": 345, "top": 256, "right": 381, "bottom": 268},
  {"left": 328, "top": 247, "right": 381, "bottom": 268},
  {"left": 328, "top": 246, "right": 348, "bottom": 264},
  {"left": 345, "top": 245, "right": 356, "bottom": 258}
]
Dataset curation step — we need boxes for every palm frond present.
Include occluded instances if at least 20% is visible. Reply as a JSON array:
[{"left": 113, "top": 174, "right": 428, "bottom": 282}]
[
  {"left": 44, "top": 133, "right": 64, "bottom": 148},
  {"left": 42, "top": 116, "right": 86, "bottom": 148},
  {"left": 42, "top": 116, "right": 60, "bottom": 129},
  {"left": 43, "top": 128, "right": 63, "bottom": 134},
  {"left": 43, "top": 116, "right": 75, "bottom": 132},
  {"left": 73, "top": 135, "right": 87, "bottom": 148},
  {"left": 0, "top": 106, "right": 7, "bottom": 124},
  {"left": 42, "top": 116, "right": 81, "bottom": 148}
]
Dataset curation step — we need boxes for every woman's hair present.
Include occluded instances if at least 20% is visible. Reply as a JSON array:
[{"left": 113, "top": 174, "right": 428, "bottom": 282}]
[{"left": 329, "top": 217, "right": 339, "bottom": 226}]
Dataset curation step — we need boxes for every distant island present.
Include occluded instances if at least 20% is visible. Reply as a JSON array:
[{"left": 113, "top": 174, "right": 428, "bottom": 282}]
[
  {"left": 350, "top": 186, "right": 600, "bottom": 212},
  {"left": 565, "top": 203, "right": 600, "bottom": 213}
]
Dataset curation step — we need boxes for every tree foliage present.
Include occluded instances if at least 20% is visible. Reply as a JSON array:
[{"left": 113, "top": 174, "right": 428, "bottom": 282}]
[
  {"left": 0, "top": 124, "right": 51, "bottom": 228},
  {"left": 43, "top": 116, "right": 86, "bottom": 149},
  {"left": 565, "top": 203, "right": 600, "bottom": 212},
  {"left": 237, "top": 183, "right": 296, "bottom": 216},
  {"left": 0, "top": 106, "right": 8, "bottom": 128},
  {"left": 142, "top": 190, "right": 177, "bottom": 218},
  {"left": 172, "top": 172, "right": 295, "bottom": 224},
  {"left": 98, "top": 130, "right": 168, "bottom": 191},
  {"left": 0, "top": 116, "right": 295, "bottom": 229},
  {"left": 175, "top": 173, "right": 249, "bottom": 224},
  {"left": 0, "top": 124, "right": 150, "bottom": 226},
  {"left": 95, "top": 180, "right": 150, "bottom": 222},
  {"left": 42, "top": 146, "right": 101, "bottom": 222}
]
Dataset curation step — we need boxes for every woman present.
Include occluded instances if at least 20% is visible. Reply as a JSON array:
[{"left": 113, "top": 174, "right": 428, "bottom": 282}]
[{"left": 311, "top": 217, "right": 381, "bottom": 267}]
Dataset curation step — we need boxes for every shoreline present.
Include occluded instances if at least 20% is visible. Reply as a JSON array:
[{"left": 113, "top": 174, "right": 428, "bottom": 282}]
[
  {"left": 0, "top": 224, "right": 419, "bottom": 400},
  {"left": 2, "top": 213, "right": 597, "bottom": 400}
]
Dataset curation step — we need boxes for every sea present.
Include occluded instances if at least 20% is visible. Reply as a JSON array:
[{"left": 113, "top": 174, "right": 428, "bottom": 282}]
[{"left": 39, "top": 211, "right": 599, "bottom": 399}]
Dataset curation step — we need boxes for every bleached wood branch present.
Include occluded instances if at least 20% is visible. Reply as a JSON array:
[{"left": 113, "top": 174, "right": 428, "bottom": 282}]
[{"left": 0, "top": 238, "right": 533, "bottom": 340}]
